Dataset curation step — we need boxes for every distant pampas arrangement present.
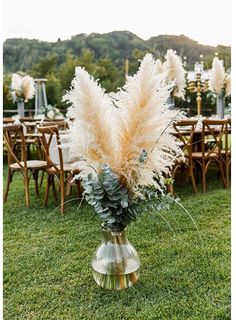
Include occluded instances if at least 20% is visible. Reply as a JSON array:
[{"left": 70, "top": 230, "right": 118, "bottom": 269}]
[
  {"left": 11, "top": 73, "right": 35, "bottom": 102},
  {"left": 162, "top": 49, "right": 186, "bottom": 99},
  {"left": 209, "top": 57, "right": 230, "bottom": 97},
  {"left": 63, "top": 53, "right": 184, "bottom": 229},
  {"left": 225, "top": 74, "right": 231, "bottom": 97}
]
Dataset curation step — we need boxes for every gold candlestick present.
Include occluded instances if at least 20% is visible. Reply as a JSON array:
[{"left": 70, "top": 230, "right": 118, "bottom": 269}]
[{"left": 196, "top": 73, "right": 202, "bottom": 116}]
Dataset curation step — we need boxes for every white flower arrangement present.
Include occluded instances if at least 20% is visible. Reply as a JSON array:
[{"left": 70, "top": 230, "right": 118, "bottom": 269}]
[
  {"left": 10, "top": 73, "right": 35, "bottom": 102},
  {"left": 42, "top": 105, "right": 64, "bottom": 120},
  {"left": 162, "top": 49, "right": 187, "bottom": 100},
  {"left": 209, "top": 57, "right": 231, "bottom": 97},
  {"left": 63, "top": 54, "right": 184, "bottom": 229}
]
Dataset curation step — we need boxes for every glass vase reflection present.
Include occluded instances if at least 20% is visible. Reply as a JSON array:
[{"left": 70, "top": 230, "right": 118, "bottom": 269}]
[{"left": 92, "top": 224, "right": 140, "bottom": 290}]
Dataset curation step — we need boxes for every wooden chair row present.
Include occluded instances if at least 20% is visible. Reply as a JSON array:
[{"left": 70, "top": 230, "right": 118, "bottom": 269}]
[
  {"left": 3, "top": 124, "right": 80, "bottom": 214},
  {"left": 170, "top": 119, "right": 231, "bottom": 193}
]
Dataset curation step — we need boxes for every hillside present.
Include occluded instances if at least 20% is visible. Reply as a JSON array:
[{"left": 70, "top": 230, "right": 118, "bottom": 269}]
[{"left": 3, "top": 31, "right": 231, "bottom": 73}]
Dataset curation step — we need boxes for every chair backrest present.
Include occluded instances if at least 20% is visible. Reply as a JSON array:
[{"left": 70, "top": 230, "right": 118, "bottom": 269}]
[
  {"left": 201, "top": 119, "right": 228, "bottom": 157},
  {"left": 3, "top": 124, "right": 27, "bottom": 169},
  {"left": 3, "top": 118, "right": 15, "bottom": 124},
  {"left": 21, "top": 120, "right": 38, "bottom": 134},
  {"left": 38, "top": 120, "right": 69, "bottom": 131},
  {"left": 225, "top": 119, "right": 231, "bottom": 157},
  {"left": 173, "top": 120, "right": 198, "bottom": 159},
  {"left": 37, "top": 125, "right": 64, "bottom": 172}
]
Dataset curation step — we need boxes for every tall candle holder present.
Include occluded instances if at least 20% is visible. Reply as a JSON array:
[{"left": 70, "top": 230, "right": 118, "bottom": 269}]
[{"left": 187, "top": 59, "right": 209, "bottom": 116}]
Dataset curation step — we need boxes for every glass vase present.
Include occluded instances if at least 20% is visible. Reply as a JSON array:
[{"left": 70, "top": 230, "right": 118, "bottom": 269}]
[
  {"left": 216, "top": 96, "right": 225, "bottom": 119},
  {"left": 17, "top": 99, "right": 24, "bottom": 118},
  {"left": 167, "top": 92, "right": 175, "bottom": 110},
  {"left": 92, "top": 224, "right": 140, "bottom": 290}
]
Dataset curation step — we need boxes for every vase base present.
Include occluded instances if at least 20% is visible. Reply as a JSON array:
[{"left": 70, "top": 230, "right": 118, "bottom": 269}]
[{"left": 92, "top": 268, "right": 140, "bottom": 290}]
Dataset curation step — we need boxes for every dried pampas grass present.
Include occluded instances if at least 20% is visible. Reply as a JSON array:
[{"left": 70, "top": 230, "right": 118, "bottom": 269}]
[
  {"left": 208, "top": 57, "right": 227, "bottom": 96},
  {"left": 22, "top": 75, "right": 35, "bottom": 101},
  {"left": 112, "top": 53, "right": 184, "bottom": 193},
  {"left": 63, "top": 67, "right": 118, "bottom": 179},
  {"left": 162, "top": 49, "right": 186, "bottom": 99},
  {"left": 11, "top": 73, "right": 35, "bottom": 101},
  {"left": 64, "top": 54, "right": 184, "bottom": 195},
  {"left": 225, "top": 74, "right": 231, "bottom": 97},
  {"left": 156, "top": 59, "right": 163, "bottom": 74}
]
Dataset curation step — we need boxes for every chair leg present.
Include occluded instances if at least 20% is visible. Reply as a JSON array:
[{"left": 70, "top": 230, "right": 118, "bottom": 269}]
[
  {"left": 189, "top": 162, "right": 198, "bottom": 193},
  {"left": 4, "top": 169, "right": 12, "bottom": 202},
  {"left": 39, "top": 170, "right": 45, "bottom": 187},
  {"left": 76, "top": 180, "right": 82, "bottom": 199},
  {"left": 219, "top": 159, "right": 227, "bottom": 188},
  {"left": 44, "top": 174, "right": 51, "bottom": 207},
  {"left": 24, "top": 173, "right": 30, "bottom": 207},
  {"left": 202, "top": 160, "right": 206, "bottom": 193},
  {"left": 60, "top": 174, "right": 65, "bottom": 215},
  {"left": 32, "top": 170, "right": 39, "bottom": 196},
  {"left": 225, "top": 159, "right": 230, "bottom": 188},
  {"left": 51, "top": 176, "right": 58, "bottom": 202}
]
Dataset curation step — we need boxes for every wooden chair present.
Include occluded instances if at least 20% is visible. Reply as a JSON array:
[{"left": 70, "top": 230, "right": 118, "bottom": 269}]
[
  {"left": 222, "top": 119, "right": 231, "bottom": 188},
  {"left": 38, "top": 120, "right": 69, "bottom": 130},
  {"left": 3, "top": 118, "right": 15, "bottom": 125},
  {"left": 21, "top": 120, "right": 43, "bottom": 160},
  {"left": 170, "top": 119, "right": 198, "bottom": 193},
  {"left": 3, "top": 124, "right": 47, "bottom": 207},
  {"left": 192, "top": 119, "right": 227, "bottom": 192},
  {"left": 37, "top": 125, "right": 81, "bottom": 215}
]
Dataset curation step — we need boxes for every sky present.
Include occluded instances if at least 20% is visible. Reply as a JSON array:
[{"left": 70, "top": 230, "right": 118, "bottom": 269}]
[{"left": 3, "top": 0, "right": 231, "bottom": 46}]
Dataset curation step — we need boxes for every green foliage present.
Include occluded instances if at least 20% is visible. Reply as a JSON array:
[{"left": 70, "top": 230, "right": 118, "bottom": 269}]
[
  {"left": 3, "top": 32, "right": 231, "bottom": 113},
  {"left": 82, "top": 164, "right": 177, "bottom": 230},
  {"left": 31, "top": 53, "right": 58, "bottom": 78},
  {"left": 82, "top": 165, "right": 131, "bottom": 229},
  {"left": 94, "top": 58, "right": 123, "bottom": 92},
  {"left": 45, "top": 73, "right": 62, "bottom": 107}
]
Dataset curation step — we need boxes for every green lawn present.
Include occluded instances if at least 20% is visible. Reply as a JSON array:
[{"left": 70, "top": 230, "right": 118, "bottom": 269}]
[{"left": 3, "top": 167, "right": 231, "bottom": 320}]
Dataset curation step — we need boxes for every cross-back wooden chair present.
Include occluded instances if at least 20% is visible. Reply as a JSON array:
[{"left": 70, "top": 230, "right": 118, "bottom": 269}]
[
  {"left": 3, "top": 124, "right": 47, "bottom": 207},
  {"left": 20, "top": 120, "right": 43, "bottom": 160},
  {"left": 222, "top": 119, "right": 231, "bottom": 188},
  {"left": 37, "top": 125, "right": 81, "bottom": 215},
  {"left": 38, "top": 120, "right": 69, "bottom": 131},
  {"left": 192, "top": 119, "right": 227, "bottom": 192},
  {"left": 170, "top": 119, "right": 198, "bottom": 193}
]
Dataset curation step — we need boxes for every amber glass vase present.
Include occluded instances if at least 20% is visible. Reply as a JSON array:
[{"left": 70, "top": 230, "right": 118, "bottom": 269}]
[{"left": 92, "top": 224, "right": 140, "bottom": 290}]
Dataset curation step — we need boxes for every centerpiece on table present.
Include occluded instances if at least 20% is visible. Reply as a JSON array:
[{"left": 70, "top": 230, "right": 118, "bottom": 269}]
[
  {"left": 208, "top": 57, "right": 231, "bottom": 119},
  {"left": 10, "top": 73, "right": 35, "bottom": 118},
  {"left": 37, "top": 104, "right": 64, "bottom": 120},
  {"left": 156, "top": 49, "right": 186, "bottom": 109},
  {"left": 63, "top": 54, "right": 184, "bottom": 290}
]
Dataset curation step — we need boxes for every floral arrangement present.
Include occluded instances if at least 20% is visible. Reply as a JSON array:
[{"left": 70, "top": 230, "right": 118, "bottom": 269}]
[
  {"left": 10, "top": 73, "right": 35, "bottom": 102},
  {"left": 41, "top": 104, "right": 64, "bottom": 120},
  {"left": 162, "top": 49, "right": 186, "bottom": 99},
  {"left": 208, "top": 57, "right": 231, "bottom": 98},
  {"left": 63, "top": 54, "right": 184, "bottom": 230}
]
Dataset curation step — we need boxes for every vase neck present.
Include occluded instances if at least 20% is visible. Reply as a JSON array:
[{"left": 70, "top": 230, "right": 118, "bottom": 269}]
[{"left": 102, "top": 225, "right": 128, "bottom": 244}]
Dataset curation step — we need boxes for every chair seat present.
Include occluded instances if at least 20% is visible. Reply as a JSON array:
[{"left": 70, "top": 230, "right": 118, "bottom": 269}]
[
  {"left": 10, "top": 160, "right": 47, "bottom": 169},
  {"left": 48, "top": 163, "right": 79, "bottom": 173},
  {"left": 192, "top": 152, "right": 219, "bottom": 159}
]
